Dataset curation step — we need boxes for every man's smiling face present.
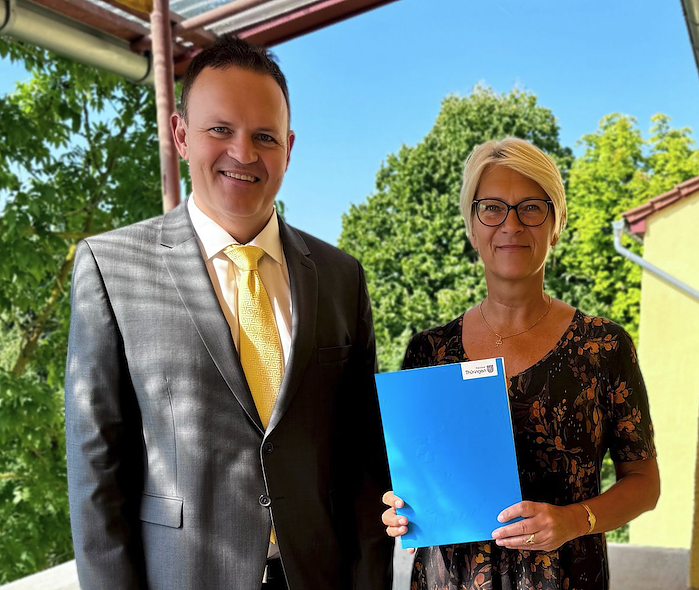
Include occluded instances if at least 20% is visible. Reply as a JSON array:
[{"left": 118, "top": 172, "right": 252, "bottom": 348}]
[{"left": 172, "top": 65, "right": 294, "bottom": 243}]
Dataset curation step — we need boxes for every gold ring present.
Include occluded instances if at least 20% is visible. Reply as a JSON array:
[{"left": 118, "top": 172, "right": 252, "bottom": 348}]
[{"left": 525, "top": 533, "right": 535, "bottom": 545}]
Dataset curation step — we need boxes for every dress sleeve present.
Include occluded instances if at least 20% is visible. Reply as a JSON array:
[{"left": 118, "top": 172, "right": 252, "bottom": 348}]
[
  {"left": 401, "top": 333, "right": 428, "bottom": 370},
  {"left": 607, "top": 329, "right": 657, "bottom": 462}
]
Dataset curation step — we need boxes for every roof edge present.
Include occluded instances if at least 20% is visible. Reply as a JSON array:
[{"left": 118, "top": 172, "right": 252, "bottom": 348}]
[{"left": 622, "top": 175, "right": 699, "bottom": 236}]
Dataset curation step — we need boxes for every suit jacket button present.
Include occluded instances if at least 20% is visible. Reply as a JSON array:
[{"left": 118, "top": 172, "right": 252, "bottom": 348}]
[
  {"left": 263, "top": 442, "right": 274, "bottom": 454},
  {"left": 259, "top": 494, "right": 272, "bottom": 507}
]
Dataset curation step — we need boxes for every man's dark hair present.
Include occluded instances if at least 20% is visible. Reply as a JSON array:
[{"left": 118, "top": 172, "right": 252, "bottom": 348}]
[{"left": 179, "top": 34, "right": 290, "bottom": 124}]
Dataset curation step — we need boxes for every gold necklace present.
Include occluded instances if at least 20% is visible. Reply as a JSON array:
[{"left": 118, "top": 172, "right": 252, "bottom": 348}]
[{"left": 479, "top": 295, "right": 553, "bottom": 347}]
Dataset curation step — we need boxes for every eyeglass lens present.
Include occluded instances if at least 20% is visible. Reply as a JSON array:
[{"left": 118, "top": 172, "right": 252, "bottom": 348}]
[{"left": 476, "top": 199, "right": 550, "bottom": 227}]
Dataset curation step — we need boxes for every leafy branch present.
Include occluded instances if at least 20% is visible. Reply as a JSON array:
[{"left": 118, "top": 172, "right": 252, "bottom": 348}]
[{"left": 12, "top": 244, "right": 76, "bottom": 377}]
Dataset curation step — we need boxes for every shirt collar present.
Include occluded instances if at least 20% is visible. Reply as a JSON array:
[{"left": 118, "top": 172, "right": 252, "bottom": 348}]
[{"left": 187, "top": 195, "right": 283, "bottom": 265}]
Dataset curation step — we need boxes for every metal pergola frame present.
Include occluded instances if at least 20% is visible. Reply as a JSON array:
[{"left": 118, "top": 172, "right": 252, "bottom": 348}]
[{"left": 0, "top": 0, "right": 399, "bottom": 211}]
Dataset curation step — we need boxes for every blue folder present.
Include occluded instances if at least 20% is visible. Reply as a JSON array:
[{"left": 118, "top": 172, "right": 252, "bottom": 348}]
[{"left": 375, "top": 357, "right": 522, "bottom": 548}]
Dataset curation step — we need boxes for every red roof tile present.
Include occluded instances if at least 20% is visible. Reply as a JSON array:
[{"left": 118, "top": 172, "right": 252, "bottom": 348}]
[{"left": 622, "top": 176, "right": 699, "bottom": 236}]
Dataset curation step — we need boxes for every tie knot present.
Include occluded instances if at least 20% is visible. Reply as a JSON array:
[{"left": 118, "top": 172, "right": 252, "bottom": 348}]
[{"left": 224, "top": 244, "right": 265, "bottom": 271}]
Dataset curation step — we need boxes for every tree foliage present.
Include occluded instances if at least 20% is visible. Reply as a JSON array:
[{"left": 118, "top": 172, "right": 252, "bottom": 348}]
[
  {"left": 0, "top": 40, "right": 161, "bottom": 583},
  {"left": 552, "top": 113, "right": 699, "bottom": 343},
  {"left": 339, "top": 86, "right": 573, "bottom": 370},
  {"left": 340, "top": 86, "right": 699, "bottom": 369}
]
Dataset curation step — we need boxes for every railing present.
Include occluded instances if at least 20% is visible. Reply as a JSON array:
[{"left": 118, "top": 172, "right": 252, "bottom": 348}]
[
  {"left": 1, "top": 560, "right": 79, "bottom": 590},
  {"left": 0, "top": 543, "right": 691, "bottom": 590}
]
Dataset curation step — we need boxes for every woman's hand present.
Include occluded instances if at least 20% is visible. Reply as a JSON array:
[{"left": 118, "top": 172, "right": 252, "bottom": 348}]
[
  {"left": 381, "top": 491, "right": 415, "bottom": 554},
  {"left": 491, "top": 500, "right": 587, "bottom": 551}
]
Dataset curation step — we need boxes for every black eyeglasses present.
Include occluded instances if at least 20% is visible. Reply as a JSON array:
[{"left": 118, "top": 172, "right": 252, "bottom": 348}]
[{"left": 472, "top": 198, "right": 553, "bottom": 227}]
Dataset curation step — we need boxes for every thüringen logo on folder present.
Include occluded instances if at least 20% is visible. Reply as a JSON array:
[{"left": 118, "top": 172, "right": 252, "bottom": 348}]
[{"left": 460, "top": 358, "right": 498, "bottom": 380}]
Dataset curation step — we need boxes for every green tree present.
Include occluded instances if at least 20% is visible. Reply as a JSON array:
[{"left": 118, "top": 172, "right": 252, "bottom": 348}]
[
  {"left": 339, "top": 86, "right": 572, "bottom": 370},
  {"left": 551, "top": 113, "right": 699, "bottom": 342},
  {"left": 0, "top": 40, "right": 161, "bottom": 583}
]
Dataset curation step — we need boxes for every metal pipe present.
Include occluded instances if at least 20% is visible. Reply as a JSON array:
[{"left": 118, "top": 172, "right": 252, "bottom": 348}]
[
  {"left": 150, "top": 0, "right": 181, "bottom": 212},
  {"left": 0, "top": 0, "right": 153, "bottom": 84},
  {"left": 612, "top": 219, "right": 699, "bottom": 302}
]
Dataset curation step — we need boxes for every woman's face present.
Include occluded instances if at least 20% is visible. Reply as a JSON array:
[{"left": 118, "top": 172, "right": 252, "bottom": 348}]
[{"left": 469, "top": 165, "right": 557, "bottom": 283}]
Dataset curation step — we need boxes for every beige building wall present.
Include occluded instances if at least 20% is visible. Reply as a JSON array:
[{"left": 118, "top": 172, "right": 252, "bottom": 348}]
[{"left": 629, "top": 193, "right": 699, "bottom": 548}]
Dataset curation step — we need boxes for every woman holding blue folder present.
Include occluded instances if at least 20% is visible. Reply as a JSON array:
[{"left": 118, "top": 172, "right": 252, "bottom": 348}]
[{"left": 381, "top": 137, "right": 659, "bottom": 590}]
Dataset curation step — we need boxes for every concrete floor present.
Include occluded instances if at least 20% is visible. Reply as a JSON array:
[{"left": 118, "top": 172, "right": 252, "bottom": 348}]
[{"left": 392, "top": 542, "right": 690, "bottom": 590}]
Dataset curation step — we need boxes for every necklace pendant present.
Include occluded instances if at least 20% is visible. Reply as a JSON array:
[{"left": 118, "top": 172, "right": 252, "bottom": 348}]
[{"left": 495, "top": 336, "right": 503, "bottom": 347}]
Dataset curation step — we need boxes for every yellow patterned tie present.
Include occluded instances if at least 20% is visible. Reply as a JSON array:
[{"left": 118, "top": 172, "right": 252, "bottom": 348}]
[
  {"left": 224, "top": 245, "right": 282, "bottom": 545},
  {"left": 223, "top": 244, "right": 283, "bottom": 428}
]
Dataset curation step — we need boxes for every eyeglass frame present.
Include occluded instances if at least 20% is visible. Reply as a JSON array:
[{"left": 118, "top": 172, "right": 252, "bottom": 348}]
[{"left": 471, "top": 198, "right": 554, "bottom": 228}]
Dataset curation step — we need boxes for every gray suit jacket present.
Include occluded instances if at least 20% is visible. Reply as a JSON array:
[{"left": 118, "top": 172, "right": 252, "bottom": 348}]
[{"left": 64, "top": 202, "right": 393, "bottom": 590}]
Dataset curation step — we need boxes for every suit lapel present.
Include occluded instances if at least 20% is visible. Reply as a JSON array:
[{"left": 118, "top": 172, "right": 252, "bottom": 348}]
[
  {"left": 267, "top": 219, "right": 318, "bottom": 434},
  {"left": 160, "top": 202, "right": 264, "bottom": 434}
]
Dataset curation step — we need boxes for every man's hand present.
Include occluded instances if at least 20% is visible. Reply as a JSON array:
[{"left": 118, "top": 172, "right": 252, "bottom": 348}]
[{"left": 381, "top": 491, "right": 415, "bottom": 554}]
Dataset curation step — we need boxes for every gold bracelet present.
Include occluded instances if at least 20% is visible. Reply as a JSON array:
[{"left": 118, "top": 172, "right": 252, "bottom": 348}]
[{"left": 581, "top": 502, "right": 596, "bottom": 534}]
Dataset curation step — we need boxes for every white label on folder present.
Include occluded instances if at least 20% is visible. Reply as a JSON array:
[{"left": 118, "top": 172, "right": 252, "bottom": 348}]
[{"left": 460, "top": 359, "right": 498, "bottom": 380}]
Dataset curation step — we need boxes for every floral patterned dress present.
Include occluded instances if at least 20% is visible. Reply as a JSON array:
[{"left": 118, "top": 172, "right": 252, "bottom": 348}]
[{"left": 402, "top": 310, "right": 656, "bottom": 590}]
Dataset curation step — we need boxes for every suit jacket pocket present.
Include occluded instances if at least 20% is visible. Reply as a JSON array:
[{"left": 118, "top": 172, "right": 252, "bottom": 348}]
[
  {"left": 317, "top": 345, "right": 352, "bottom": 364},
  {"left": 140, "top": 493, "right": 183, "bottom": 528}
]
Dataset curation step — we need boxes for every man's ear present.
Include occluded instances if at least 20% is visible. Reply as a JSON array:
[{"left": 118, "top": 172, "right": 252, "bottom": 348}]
[
  {"left": 285, "top": 130, "right": 296, "bottom": 170},
  {"left": 171, "top": 112, "right": 189, "bottom": 160}
]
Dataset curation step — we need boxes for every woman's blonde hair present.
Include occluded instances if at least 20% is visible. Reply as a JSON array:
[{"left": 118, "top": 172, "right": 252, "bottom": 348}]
[{"left": 459, "top": 137, "right": 567, "bottom": 240}]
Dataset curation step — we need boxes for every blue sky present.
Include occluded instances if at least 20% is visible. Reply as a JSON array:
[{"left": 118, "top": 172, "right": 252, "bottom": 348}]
[{"left": 2, "top": 0, "right": 698, "bottom": 244}]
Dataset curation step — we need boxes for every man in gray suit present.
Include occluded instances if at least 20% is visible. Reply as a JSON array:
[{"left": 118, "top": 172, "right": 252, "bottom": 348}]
[{"left": 65, "top": 35, "right": 393, "bottom": 590}]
